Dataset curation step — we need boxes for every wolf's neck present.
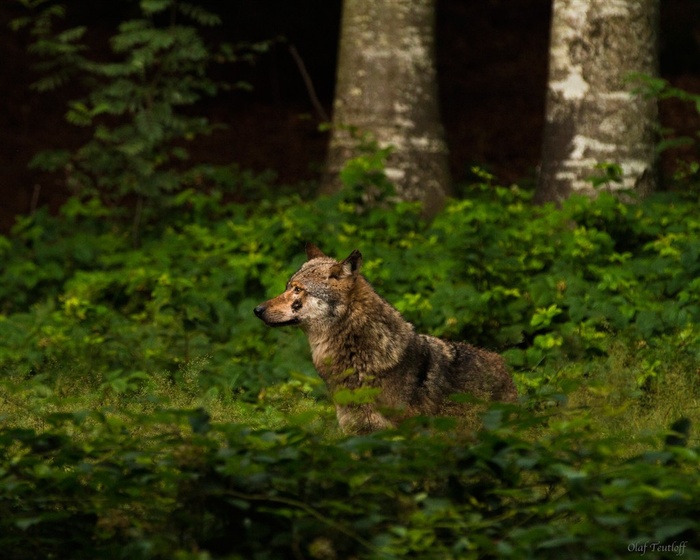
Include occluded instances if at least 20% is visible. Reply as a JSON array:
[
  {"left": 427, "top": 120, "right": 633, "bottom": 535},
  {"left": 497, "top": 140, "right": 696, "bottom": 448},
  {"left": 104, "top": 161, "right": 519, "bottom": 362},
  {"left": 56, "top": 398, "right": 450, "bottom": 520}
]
[{"left": 306, "top": 278, "right": 414, "bottom": 378}]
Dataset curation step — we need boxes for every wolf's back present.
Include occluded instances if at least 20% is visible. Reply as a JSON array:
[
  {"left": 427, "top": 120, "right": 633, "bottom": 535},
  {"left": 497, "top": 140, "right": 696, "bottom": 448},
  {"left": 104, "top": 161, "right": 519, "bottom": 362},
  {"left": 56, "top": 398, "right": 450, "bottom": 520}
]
[
  {"left": 382, "top": 333, "right": 516, "bottom": 417},
  {"left": 438, "top": 338, "right": 517, "bottom": 403}
]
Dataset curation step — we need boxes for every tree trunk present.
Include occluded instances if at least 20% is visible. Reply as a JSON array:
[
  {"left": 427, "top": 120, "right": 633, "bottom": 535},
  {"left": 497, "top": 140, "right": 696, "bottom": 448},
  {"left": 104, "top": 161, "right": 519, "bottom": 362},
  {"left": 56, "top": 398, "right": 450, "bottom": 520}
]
[
  {"left": 536, "top": 0, "right": 659, "bottom": 204},
  {"left": 323, "top": 0, "right": 451, "bottom": 218}
]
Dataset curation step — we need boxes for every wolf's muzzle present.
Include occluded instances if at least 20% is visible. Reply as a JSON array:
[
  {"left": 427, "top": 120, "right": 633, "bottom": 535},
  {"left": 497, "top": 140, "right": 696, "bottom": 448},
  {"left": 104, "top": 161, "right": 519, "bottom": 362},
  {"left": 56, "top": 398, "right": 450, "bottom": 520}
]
[{"left": 254, "top": 304, "right": 300, "bottom": 327}]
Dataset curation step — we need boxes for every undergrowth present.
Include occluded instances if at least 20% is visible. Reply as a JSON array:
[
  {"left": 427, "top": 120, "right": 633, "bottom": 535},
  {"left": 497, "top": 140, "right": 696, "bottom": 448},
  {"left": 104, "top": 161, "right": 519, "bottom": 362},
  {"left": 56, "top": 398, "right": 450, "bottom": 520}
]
[
  {"left": 1, "top": 180, "right": 700, "bottom": 558},
  {"left": 2, "top": 178, "right": 699, "bottom": 400}
]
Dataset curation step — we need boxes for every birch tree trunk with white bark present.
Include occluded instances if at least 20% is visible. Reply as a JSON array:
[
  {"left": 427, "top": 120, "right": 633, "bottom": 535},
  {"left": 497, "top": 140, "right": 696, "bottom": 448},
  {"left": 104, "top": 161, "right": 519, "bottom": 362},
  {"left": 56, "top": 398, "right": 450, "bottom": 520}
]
[
  {"left": 322, "top": 0, "right": 451, "bottom": 218},
  {"left": 536, "top": 0, "right": 659, "bottom": 203}
]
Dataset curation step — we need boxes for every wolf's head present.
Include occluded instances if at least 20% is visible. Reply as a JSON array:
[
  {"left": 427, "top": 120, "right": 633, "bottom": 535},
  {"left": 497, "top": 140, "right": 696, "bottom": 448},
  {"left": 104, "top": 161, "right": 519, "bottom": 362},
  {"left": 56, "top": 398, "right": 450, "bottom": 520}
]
[{"left": 254, "top": 243, "right": 362, "bottom": 330}]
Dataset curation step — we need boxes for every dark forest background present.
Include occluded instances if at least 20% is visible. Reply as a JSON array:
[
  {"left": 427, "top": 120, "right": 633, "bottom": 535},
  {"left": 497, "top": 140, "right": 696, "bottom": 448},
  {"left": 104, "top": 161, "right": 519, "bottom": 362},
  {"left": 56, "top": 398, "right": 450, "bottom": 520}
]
[{"left": 1, "top": 0, "right": 699, "bottom": 231}]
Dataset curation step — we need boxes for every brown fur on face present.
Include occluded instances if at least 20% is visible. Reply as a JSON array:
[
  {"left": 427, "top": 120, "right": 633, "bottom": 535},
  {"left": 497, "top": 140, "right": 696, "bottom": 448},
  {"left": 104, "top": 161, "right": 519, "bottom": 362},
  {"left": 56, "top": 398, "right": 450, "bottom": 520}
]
[
  {"left": 254, "top": 243, "right": 517, "bottom": 433},
  {"left": 254, "top": 247, "right": 361, "bottom": 330}
]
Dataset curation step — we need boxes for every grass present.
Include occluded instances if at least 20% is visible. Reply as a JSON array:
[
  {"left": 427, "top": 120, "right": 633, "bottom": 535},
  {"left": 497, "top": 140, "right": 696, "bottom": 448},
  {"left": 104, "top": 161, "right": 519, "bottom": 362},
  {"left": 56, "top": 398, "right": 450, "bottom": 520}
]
[
  {"left": 0, "top": 357, "right": 339, "bottom": 438},
  {"left": 531, "top": 341, "right": 700, "bottom": 456},
  {"left": 2, "top": 335, "right": 697, "bottom": 455}
]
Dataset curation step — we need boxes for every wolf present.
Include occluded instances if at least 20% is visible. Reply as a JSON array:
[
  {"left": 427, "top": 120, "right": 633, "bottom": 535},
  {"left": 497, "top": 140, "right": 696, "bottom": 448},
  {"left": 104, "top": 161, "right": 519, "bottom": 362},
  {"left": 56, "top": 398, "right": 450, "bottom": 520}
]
[{"left": 254, "top": 244, "right": 517, "bottom": 433}]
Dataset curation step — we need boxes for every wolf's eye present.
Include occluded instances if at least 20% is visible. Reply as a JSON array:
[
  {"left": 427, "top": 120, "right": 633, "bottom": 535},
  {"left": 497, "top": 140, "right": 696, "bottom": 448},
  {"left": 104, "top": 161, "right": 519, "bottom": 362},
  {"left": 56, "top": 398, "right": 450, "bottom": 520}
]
[{"left": 293, "top": 286, "right": 302, "bottom": 294}]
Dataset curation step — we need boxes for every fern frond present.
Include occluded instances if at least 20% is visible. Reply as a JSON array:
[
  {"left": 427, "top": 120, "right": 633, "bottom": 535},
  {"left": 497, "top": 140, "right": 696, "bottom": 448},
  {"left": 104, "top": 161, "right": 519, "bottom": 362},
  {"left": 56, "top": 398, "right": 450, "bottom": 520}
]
[
  {"left": 177, "top": 2, "right": 222, "bottom": 26},
  {"left": 140, "top": 0, "right": 171, "bottom": 15},
  {"left": 55, "top": 26, "right": 87, "bottom": 44},
  {"left": 28, "top": 149, "right": 71, "bottom": 172},
  {"left": 30, "top": 67, "right": 76, "bottom": 92}
]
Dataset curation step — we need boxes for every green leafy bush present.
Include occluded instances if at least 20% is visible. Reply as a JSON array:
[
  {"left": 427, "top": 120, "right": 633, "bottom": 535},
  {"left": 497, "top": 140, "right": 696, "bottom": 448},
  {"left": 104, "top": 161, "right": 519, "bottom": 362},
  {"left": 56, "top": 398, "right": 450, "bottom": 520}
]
[
  {"left": 2, "top": 180, "right": 700, "bottom": 398},
  {"left": 0, "top": 401, "right": 698, "bottom": 559},
  {"left": 2, "top": 162, "right": 700, "bottom": 560}
]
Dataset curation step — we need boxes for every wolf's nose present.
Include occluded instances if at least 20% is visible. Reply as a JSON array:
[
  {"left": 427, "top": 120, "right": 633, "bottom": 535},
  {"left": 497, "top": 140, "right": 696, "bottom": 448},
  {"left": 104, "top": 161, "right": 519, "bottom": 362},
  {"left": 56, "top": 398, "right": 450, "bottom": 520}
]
[{"left": 253, "top": 305, "right": 265, "bottom": 318}]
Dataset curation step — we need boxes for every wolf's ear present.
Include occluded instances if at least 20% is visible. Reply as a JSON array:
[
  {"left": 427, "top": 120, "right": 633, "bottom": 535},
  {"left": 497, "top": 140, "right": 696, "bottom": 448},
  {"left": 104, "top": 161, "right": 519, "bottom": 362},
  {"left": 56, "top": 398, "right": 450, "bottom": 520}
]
[
  {"left": 305, "top": 242, "right": 326, "bottom": 260},
  {"left": 330, "top": 249, "right": 362, "bottom": 279}
]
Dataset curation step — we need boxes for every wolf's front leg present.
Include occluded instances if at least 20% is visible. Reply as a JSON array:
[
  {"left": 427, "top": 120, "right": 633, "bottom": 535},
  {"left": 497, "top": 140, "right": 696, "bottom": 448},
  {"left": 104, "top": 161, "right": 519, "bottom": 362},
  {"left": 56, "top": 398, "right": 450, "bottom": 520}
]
[{"left": 335, "top": 404, "right": 394, "bottom": 434}]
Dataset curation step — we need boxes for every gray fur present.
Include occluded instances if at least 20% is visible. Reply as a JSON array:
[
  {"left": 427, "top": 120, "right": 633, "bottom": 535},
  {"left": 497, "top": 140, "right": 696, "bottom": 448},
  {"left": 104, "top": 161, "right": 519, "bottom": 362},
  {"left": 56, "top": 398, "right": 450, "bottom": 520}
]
[{"left": 254, "top": 244, "right": 517, "bottom": 433}]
